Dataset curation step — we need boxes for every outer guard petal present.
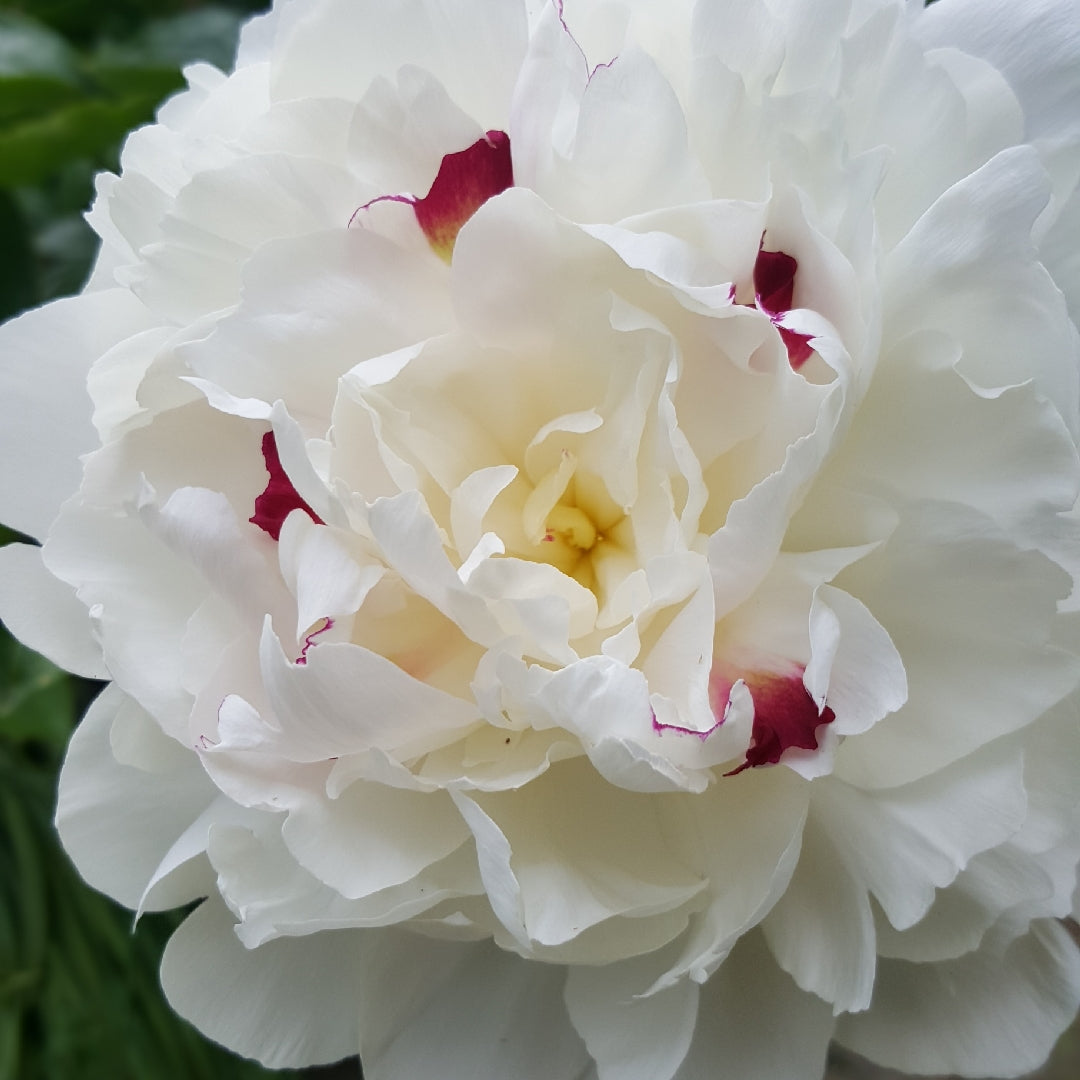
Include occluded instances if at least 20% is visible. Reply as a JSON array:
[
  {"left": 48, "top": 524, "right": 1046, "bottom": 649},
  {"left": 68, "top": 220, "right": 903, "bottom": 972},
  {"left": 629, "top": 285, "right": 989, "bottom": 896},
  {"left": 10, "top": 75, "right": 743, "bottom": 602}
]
[
  {"left": 673, "top": 931, "right": 834, "bottom": 1080},
  {"left": 55, "top": 685, "right": 215, "bottom": 909},
  {"left": 161, "top": 897, "right": 366, "bottom": 1068},
  {"left": 0, "top": 542, "right": 106, "bottom": 678},
  {"left": 0, "top": 289, "right": 153, "bottom": 540},
  {"left": 835, "top": 921, "right": 1080, "bottom": 1078},
  {"left": 357, "top": 932, "right": 591, "bottom": 1080}
]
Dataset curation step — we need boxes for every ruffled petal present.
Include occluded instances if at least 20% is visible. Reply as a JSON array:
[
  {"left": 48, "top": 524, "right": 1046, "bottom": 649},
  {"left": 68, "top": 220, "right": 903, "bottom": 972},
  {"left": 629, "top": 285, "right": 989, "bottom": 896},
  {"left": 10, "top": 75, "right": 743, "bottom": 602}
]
[
  {"left": 56, "top": 685, "right": 215, "bottom": 909},
  {"left": 835, "top": 920, "right": 1080, "bottom": 1078},
  {"left": 0, "top": 542, "right": 106, "bottom": 678}
]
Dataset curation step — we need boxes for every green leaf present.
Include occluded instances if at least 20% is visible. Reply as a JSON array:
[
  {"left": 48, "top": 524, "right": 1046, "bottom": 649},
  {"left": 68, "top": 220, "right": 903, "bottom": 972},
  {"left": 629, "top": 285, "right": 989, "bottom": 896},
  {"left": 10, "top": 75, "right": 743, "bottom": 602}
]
[
  {"left": 0, "top": 13, "right": 81, "bottom": 126},
  {"left": 0, "top": 631, "right": 74, "bottom": 750},
  {"left": 32, "top": 212, "right": 99, "bottom": 299},
  {"left": 82, "top": 60, "right": 184, "bottom": 102},
  {"left": 0, "top": 190, "right": 36, "bottom": 318},
  {"left": 0, "top": 92, "right": 161, "bottom": 188},
  {"left": 97, "top": 7, "right": 245, "bottom": 73}
]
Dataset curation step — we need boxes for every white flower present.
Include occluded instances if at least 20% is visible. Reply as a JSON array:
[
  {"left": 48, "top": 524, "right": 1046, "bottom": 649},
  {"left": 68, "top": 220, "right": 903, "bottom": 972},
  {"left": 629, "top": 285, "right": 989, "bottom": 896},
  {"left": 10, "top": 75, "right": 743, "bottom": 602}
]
[{"left": 3, "top": 0, "right": 1080, "bottom": 1076}]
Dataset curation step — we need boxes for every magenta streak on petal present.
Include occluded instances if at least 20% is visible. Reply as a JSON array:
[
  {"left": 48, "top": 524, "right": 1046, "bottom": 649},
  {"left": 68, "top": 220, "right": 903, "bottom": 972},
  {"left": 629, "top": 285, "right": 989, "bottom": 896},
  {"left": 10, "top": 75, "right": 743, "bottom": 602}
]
[
  {"left": 651, "top": 671, "right": 736, "bottom": 741},
  {"left": 724, "top": 667, "right": 835, "bottom": 776},
  {"left": 347, "top": 132, "right": 513, "bottom": 261},
  {"left": 413, "top": 130, "right": 513, "bottom": 260},
  {"left": 250, "top": 431, "right": 324, "bottom": 541},
  {"left": 347, "top": 192, "right": 415, "bottom": 229},
  {"left": 752, "top": 242, "right": 814, "bottom": 370},
  {"left": 652, "top": 714, "right": 724, "bottom": 741},
  {"left": 296, "top": 617, "right": 334, "bottom": 666},
  {"left": 553, "top": 0, "right": 617, "bottom": 82}
]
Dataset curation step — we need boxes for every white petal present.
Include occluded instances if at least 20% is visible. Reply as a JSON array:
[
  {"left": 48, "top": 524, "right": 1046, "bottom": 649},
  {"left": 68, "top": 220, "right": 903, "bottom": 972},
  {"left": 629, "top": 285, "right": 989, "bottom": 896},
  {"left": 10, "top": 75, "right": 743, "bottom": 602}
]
[
  {"left": 260, "top": 618, "right": 481, "bottom": 760},
  {"left": 56, "top": 685, "right": 214, "bottom": 909},
  {"left": 835, "top": 921, "right": 1080, "bottom": 1078},
  {"left": 356, "top": 934, "right": 590, "bottom": 1080},
  {"left": 831, "top": 330, "right": 1080, "bottom": 557},
  {"left": 179, "top": 227, "right": 452, "bottom": 425},
  {"left": 455, "top": 757, "right": 705, "bottom": 958},
  {"left": 277, "top": 513, "right": 383, "bottom": 636},
  {"left": 160, "top": 897, "right": 365, "bottom": 1068},
  {"left": 673, "top": 931, "right": 834, "bottom": 1080},
  {"left": 565, "top": 948, "right": 699, "bottom": 1080},
  {"left": 653, "top": 765, "right": 808, "bottom": 989},
  {"left": 281, "top": 780, "right": 470, "bottom": 901},
  {"left": 762, "top": 815, "right": 877, "bottom": 1013},
  {"left": 834, "top": 502, "right": 1080, "bottom": 787},
  {"left": 0, "top": 289, "right": 153, "bottom": 539},
  {"left": 527, "top": 45, "right": 709, "bottom": 222},
  {"left": 0, "top": 542, "right": 106, "bottom": 678},
  {"left": 367, "top": 491, "right": 499, "bottom": 639},
  {"left": 805, "top": 584, "right": 907, "bottom": 738},
  {"left": 209, "top": 821, "right": 481, "bottom": 947},
  {"left": 884, "top": 146, "right": 1079, "bottom": 437},
  {"left": 813, "top": 738, "right": 1028, "bottom": 934},
  {"left": 917, "top": 0, "right": 1080, "bottom": 155},
  {"left": 346, "top": 65, "right": 484, "bottom": 195},
  {"left": 270, "top": 0, "right": 527, "bottom": 129}
]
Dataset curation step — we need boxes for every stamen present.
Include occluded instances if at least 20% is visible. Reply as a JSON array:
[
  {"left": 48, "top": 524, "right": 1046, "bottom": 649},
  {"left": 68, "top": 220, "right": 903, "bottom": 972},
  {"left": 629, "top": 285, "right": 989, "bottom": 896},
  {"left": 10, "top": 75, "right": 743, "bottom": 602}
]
[{"left": 545, "top": 505, "right": 597, "bottom": 551}]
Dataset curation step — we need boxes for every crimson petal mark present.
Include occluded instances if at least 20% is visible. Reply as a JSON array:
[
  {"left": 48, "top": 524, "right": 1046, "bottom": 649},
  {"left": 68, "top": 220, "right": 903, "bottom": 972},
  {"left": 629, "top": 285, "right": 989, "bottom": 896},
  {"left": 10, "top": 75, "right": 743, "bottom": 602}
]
[
  {"left": 554, "top": 0, "right": 617, "bottom": 81},
  {"left": 250, "top": 431, "right": 324, "bottom": 541},
  {"left": 414, "top": 130, "right": 514, "bottom": 261},
  {"left": 753, "top": 244, "right": 815, "bottom": 369},
  {"left": 350, "top": 131, "right": 513, "bottom": 261},
  {"left": 296, "top": 618, "right": 334, "bottom": 665},
  {"left": 725, "top": 667, "right": 835, "bottom": 776}
]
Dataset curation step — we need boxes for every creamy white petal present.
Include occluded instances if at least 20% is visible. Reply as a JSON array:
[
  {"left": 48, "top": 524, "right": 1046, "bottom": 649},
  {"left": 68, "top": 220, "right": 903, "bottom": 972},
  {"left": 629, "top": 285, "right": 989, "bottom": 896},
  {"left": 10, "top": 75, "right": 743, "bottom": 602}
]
[
  {"left": 161, "top": 896, "right": 365, "bottom": 1068},
  {"left": 762, "top": 815, "right": 877, "bottom": 1013},
  {"left": 259, "top": 618, "right": 482, "bottom": 760},
  {"left": 56, "top": 686, "right": 215, "bottom": 909},
  {"left": 0, "top": 542, "right": 106, "bottom": 678},
  {"left": 834, "top": 502, "right": 1080, "bottom": 787},
  {"left": 565, "top": 948, "right": 699, "bottom": 1080},
  {"left": 884, "top": 146, "right": 1079, "bottom": 435},
  {"left": 270, "top": 0, "right": 527, "bottom": 128},
  {"left": 673, "top": 930, "right": 834, "bottom": 1080},
  {"left": 356, "top": 933, "right": 591, "bottom": 1080},
  {"left": 279, "top": 781, "right": 471, "bottom": 901},
  {"left": 835, "top": 920, "right": 1080, "bottom": 1078},
  {"left": 0, "top": 290, "right": 154, "bottom": 539}
]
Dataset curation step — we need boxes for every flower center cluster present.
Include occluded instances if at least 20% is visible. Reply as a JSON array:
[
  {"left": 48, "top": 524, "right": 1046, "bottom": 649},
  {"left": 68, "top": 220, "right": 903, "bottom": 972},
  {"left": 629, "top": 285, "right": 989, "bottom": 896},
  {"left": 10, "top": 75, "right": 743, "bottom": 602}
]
[
  {"left": 545, "top": 505, "right": 597, "bottom": 552},
  {"left": 517, "top": 449, "right": 625, "bottom": 589}
]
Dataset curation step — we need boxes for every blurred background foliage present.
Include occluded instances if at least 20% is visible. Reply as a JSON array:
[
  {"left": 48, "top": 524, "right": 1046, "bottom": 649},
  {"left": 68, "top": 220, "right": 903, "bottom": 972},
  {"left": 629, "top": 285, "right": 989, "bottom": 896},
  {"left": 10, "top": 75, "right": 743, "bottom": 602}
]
[{"left": 0, "top": 1, "right": 1075, "bottom": 1079}]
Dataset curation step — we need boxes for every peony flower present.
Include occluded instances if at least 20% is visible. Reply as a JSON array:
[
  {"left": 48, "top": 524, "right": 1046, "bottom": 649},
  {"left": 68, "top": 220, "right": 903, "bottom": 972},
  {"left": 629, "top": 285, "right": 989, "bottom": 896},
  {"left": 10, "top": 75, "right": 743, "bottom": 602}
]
[{"left": 4, "top": 0, "right": 1080, "bottom": 1075}]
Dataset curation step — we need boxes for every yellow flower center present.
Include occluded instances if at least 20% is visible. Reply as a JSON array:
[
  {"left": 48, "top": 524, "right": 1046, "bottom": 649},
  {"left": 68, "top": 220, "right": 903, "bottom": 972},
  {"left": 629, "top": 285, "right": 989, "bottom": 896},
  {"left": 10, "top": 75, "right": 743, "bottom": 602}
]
[{"left": 544, "top": 504, "right": 597, "bottom": 551}]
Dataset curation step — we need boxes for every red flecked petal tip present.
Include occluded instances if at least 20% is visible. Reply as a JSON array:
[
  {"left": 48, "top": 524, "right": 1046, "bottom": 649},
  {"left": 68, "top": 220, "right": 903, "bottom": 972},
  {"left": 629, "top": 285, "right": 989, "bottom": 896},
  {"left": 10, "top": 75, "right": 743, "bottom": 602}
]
[
  {"left": 724, "top": 666, "right": 835, "bottom": 776},
  {"left": 752, "top": 241, "right": 816, "bottom": 370},
  {"left": 753, "top": 246, "right": 797, "bottom": 318},
  {"left": 250, "top": 431, "right": 324, "bottom": 541},
  {"left": 779, "top": 326, "right": 815, "bottom": 369},
  {"left": 413, "top": 130, "right": 513, "bottom": 261},
  {"left": 296, "top": 618, "right": 334, "bottom": 665}
]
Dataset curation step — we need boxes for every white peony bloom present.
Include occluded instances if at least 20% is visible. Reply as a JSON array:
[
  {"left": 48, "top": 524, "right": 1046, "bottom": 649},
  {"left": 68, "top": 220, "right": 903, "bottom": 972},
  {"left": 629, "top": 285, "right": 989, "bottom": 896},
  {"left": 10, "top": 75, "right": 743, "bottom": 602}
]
[{"left": 4, "top": 0, "right": 1080, "bottom": 1075}]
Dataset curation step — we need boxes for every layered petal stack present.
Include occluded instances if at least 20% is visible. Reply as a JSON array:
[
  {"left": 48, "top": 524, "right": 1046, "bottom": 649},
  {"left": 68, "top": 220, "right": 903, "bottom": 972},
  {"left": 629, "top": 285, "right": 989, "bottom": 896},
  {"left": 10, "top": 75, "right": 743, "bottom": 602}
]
[{"left": 3, "top": 0, "right": 1080, "bottom": 1076}]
